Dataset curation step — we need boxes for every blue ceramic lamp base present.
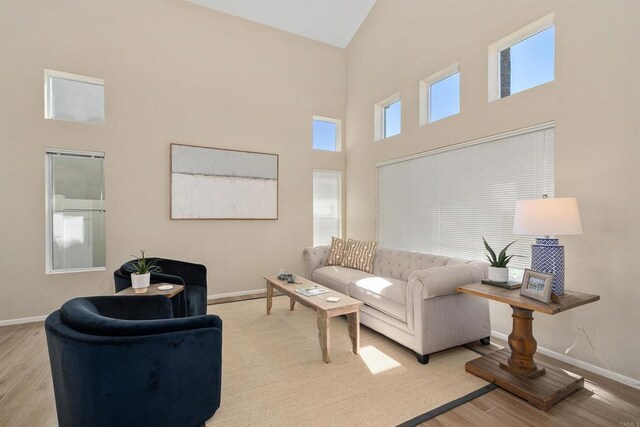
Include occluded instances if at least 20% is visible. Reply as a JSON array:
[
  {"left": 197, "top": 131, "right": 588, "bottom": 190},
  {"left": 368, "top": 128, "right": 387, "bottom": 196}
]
[{"left": 531, "top": 238, "right": 565, "bottom": 296}]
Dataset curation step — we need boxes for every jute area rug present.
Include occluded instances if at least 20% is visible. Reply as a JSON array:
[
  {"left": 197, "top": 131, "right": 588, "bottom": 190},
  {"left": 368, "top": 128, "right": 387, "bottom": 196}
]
[{"left": 206, "top": 297, "right": 488, "bottom": 426}]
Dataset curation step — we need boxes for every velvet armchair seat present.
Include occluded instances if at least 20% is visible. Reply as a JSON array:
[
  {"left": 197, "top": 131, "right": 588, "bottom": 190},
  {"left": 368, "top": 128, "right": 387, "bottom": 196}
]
[
  {"left": 45, "top": 296, "right": 222, "bottom": 427},
  {"left": 116, "top": 258, "right": 208, "bottom": 316}
]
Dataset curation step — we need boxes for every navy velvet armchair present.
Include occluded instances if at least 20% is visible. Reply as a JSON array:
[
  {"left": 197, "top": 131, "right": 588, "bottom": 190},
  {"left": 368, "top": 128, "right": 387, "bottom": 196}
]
[
  {"left": 116, "top": 258, "right": 208, "bottom": 316},
  {"left": 45, "top": 296, "right": 222, "bottom": 427}
]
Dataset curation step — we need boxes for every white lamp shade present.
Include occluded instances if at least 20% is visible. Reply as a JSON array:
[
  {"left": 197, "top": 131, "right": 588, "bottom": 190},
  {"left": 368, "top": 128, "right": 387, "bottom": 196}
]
[{"left": 513, "top": 197, "right": 583, "bottom": 236}]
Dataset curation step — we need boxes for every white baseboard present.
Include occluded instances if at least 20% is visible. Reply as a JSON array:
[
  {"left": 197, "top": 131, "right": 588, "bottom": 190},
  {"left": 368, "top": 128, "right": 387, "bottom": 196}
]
[
  {"left": 207, "top": 288, "right": 265, "bottom": 303},
  {"left": 0, "top": 315, "right": 48, "bottom": 327},
  {"left": 491, "top": 330, "right": 640, "bottom": 390}
]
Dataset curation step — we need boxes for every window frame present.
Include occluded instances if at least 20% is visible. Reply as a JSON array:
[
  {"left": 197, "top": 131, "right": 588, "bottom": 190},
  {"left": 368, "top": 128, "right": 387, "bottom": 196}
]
[
  {"left": 374, "top": 93, "right": 401, "bottom": 141},
  {"left": 45, "top": 148, "right": 107, "bottom": 274},
  {"left": 488, "top": 13, "right": 555, "bottom": 102},
  {"left": 312, "top": 115, "right": 342, "bottom": 152},
  {"left": 44, "top": 69, "right": 105, "bottom": 124},
  {"left": 312, "top": 169, "right": 343, "bottom": 247},
  {"left": 419, "top": 63, "right": 460, "bottom": 126}
]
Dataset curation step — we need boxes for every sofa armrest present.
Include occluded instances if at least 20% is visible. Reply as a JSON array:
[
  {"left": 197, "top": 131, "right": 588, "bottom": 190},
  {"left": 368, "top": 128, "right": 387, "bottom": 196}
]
[
  {"left": 302, "top": 245, "right": 330, "bottom": 278},
  {"left": 408, "top": 262, "right": 488, "bottom": 300}
]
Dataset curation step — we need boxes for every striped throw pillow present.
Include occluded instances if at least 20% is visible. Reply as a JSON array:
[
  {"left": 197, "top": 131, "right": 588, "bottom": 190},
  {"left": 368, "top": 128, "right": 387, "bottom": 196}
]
[
  {"left": 341, "top": 239, "right": 377, "bottom": 273},
  {"left": 326, "top": 237, "right": 347, "bottom": 266}
]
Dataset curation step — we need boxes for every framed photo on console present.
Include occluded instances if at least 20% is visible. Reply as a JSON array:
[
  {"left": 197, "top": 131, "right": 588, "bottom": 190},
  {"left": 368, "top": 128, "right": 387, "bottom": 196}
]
[{"left": 520, "top": 269, "right": 554, "bottom": 304}]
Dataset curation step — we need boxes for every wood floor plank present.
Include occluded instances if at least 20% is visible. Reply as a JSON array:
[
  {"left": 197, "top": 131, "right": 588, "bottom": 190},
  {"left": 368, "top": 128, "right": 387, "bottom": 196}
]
[
  {"left": 489, "top": 389, "right": 555, "bottom": 424},
  {"left": 468, "top": 392, "right": 500, "bottom": 412},
  {"left": 454, "top": 401, "right": 516, "bottom": 427},
  {"left": 419, "top": 408, "right": 474, "bottom": 426},
  {"left": 485, "top": 406, "right": 535, "bottom": 427}
]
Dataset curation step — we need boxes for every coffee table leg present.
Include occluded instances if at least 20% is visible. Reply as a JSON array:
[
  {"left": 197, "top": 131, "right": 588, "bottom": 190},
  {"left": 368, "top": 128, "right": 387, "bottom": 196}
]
[
  {"left": 289, "top": 297, "right": 295, "bottom": 311},
  {"left": 317, "top": 310, "right": 330, "bottom": 363},
  {"left": 266, "top": 281, "right": 273, "bottom": 315},
  {"left": 347, "top": 311, "right": 360, "bottom": 355}
]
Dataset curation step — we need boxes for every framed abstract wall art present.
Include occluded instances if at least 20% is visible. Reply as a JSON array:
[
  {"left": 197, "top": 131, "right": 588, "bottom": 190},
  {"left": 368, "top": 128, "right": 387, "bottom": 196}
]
[{"left": 170, "top": 143, "right": 278, "bottom": 220}]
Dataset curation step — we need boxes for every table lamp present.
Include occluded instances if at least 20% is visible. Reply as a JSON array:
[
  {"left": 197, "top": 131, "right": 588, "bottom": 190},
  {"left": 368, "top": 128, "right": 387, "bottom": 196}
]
[{"left": 513, "top": 196, "right": 582, "bottom": 296}]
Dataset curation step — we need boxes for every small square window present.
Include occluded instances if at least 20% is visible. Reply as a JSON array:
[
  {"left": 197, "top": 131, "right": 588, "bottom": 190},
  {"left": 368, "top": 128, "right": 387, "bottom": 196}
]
[
  {"left": 430, "top": 73, "right": 460, "bottom": 122},
  {"left": 501, "top": 26, "right": 554, "bottom": 98},
  {"left": 489, "top": 13, "right": 555, "bottom": 101},
  {"left": 45, "top": 69, "right": 105, "bottom": 124},
  {"left": 312, "top": 117, "right": 341, "bottom": 151},
  {"left": 374, "top": 94, "right": 401, "bottom": 141},
  {"left": 420, "top": 64, "right": 460, "bottom": 125}
]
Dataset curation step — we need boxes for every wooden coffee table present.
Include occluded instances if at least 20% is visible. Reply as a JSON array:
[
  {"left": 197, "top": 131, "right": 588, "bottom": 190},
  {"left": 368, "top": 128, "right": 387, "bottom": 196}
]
[
  {"left": 264, "top": 276, "right": 363, "bottom": 363},
  {"left": 457, "top": 282, "right": 599, "bottom": 410}
]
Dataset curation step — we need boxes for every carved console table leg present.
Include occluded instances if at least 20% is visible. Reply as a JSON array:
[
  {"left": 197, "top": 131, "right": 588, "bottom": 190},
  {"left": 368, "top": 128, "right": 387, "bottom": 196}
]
[{"left": 500, "top": 306, "right": 545, "bottom": 378}]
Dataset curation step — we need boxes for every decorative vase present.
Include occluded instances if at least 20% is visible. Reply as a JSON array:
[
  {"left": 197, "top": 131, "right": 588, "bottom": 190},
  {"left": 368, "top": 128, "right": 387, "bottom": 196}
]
[
  {"left": 131, "top": 273, "right": 150, "bottom": 292},
  {"left": 531, "top": 237, "right": 565, "bottom": 296},
  {"left": 488, "top": 267, "right": 509, "bottom": 283}
]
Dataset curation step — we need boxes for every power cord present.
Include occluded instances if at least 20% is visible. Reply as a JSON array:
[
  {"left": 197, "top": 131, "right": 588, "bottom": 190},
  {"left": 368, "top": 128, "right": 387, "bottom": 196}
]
[{"left": 565, "top": 326, "right": 640, "bottom": 388}]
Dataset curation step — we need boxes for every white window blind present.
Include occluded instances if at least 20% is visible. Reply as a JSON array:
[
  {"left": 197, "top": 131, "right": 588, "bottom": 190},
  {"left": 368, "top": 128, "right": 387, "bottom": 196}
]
[
  {"left": 377, "top": 125, "right": 554, "bottom": 270},
  {"left": 313, "top": 170, "right": 342, "bottom": 246}
]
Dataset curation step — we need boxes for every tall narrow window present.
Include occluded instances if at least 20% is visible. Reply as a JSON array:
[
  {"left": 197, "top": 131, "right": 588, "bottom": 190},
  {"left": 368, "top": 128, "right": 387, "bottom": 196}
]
[
  {"left": 420, "top": 64, "right": 460, "bottom": 125},
  {"left": 313, "top": 170, "right": 342, "bottom": 246},
  {"left": 489, "top": 14, "right": 555, "bottom": 101},
  {"left": 46, "top": 149, "right": 106, "bottom": 273},
  {"left": 374, "top": 94, "right": 401, "bottom": 141},
  {"left": 312, "top": 116, "right": 341, "bottom": 152},
  {"left": 45, "top": 69, "right": 105, "bottom": 124}
]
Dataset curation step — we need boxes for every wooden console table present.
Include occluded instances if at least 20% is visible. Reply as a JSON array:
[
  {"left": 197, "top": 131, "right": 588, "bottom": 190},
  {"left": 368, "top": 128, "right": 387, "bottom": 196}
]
[{"left": 457, "top": 282, "right": 599, "bottom": 410}]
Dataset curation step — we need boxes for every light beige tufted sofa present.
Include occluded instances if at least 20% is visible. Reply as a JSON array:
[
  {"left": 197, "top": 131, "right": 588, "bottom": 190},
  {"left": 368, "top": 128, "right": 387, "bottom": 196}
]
[{"left": 303, "top": 245, "right": 491, "bottom": 364}]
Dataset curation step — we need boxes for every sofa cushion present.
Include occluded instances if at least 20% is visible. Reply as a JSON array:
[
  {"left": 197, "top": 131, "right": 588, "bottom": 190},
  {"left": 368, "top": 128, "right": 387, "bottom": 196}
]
[
  {"left": 326, "top": 237, "right": 347, "bottom": 266},
  {"left": 341, "top": 239, "right": 377, "bottom": 273},
  {"left": 312, "top": 266, "right": 374, "bottom": 295},
  {"left": 349, "top": 277, "right": 407, "bottom": 322}
]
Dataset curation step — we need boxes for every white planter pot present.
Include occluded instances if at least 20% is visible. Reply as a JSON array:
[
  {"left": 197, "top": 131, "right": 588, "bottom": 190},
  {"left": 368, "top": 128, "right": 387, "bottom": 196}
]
[
  {"left": 131, "top": 273, "right": 150, "bottom": 291},
  {"left": 488, "top": 267, "right": 509, "bottom": 283}
]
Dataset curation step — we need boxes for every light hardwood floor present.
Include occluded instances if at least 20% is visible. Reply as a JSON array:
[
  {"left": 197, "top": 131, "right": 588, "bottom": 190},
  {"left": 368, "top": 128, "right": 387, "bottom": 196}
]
[{"left": 0, "top": 319, "right": 638, "bottom": 426}]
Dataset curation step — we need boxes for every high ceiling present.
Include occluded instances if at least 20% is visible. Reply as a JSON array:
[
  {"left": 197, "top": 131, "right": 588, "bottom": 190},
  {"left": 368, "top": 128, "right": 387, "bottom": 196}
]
[{"left": 186, "top": 0, "right": 376, "bottom": 48}]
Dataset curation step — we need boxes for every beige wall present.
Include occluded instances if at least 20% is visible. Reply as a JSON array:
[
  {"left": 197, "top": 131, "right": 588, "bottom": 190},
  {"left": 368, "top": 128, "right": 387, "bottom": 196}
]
[
  {"left": 346, "top": 1, "right": 639, "bottom": 379},
  {"left": 0, "top": 0, "right": 345, "bottom": 320}
]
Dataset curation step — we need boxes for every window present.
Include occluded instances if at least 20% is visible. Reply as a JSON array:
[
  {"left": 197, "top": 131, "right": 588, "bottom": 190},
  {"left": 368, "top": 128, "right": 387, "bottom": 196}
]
[
  {"left": 313, "top": 170, "right": 342, "bottom": 246},
  {"left": 489, "top": 14, "right": 555, "bottom": 101},
  {"left": 377, "top": 124, "right": 554, "bottom": 271},
  {"left": 374, "top": 94, "right": 401, "bottom": 141},
  {"left": 312, "top": 116, "right": 341, "bottom": 151},
  {"left": 46, "top": 149, "right": 106, "bottom": 273},
  {"left": 420, "top": 64, "right": 460, "bottom": 125},
  {"left": 44, "top": 69, "right": 105, "bottom": 124}
]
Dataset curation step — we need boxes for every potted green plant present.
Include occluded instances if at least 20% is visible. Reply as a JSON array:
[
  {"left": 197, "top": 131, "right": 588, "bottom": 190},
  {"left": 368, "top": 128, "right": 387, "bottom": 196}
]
[
  {"left": 483, "top": 238, "right": 517, "bottom": 283},
  {"left": 130, "top": 250, "right": 161, "bottom": 292}
]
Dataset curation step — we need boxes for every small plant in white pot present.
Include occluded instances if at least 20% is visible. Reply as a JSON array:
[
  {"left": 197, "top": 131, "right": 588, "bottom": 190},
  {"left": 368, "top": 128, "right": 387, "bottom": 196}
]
[
  {"left": 130, "top": 250, "right": 161, "bottom": 293},
  {"left": 483, "top": 238, "right": 517, "bottom": 283}
]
